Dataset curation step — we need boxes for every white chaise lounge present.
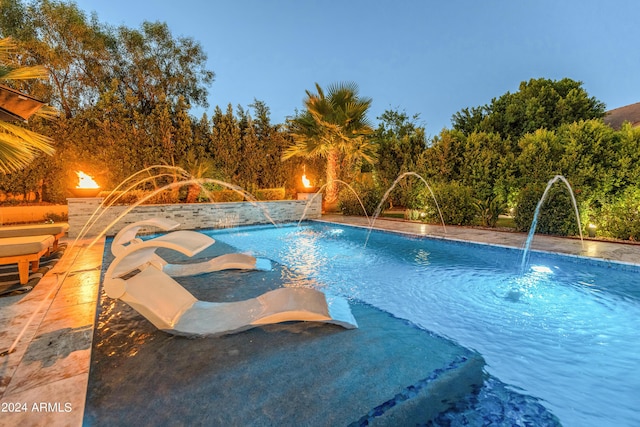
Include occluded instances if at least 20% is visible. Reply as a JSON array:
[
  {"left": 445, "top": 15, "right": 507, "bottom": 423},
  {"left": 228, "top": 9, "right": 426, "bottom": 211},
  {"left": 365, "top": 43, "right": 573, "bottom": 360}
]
[
  {"left": 104, "top": 222, "right": 357, "bottom": 337},
  {"left": 110, "top": 218, "right": 268, "bottom": 276}
]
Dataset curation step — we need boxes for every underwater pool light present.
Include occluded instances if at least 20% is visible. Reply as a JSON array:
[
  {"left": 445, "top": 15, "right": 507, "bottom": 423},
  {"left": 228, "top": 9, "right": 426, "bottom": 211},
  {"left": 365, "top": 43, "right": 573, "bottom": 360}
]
[{"left": 531, "top": 265, "right": 553, "bottom": 274}]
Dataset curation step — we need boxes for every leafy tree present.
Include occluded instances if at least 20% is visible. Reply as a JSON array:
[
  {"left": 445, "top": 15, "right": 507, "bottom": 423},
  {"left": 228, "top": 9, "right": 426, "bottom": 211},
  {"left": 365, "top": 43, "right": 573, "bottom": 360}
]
[
  {"left": 208, "top": 104, "right": 242, "bottom": 183},
  {"left": 373, "top": 109, "right": 427, "bottom": 207},
  {"left": 452, "top": 77, "right": 606, "bottom": 141},
  {"left": 614, "top": 123, "right": 640, "bottom": 189},
  {"left": 460, "top": 131, "right": 516, "bottom": 201},
  {"left": 283, "top": 82, "right": 375, "bottom": 207},
  {"left": 0, "top": 0, "right": 34, "bottom": 41},
  {"left": 2, "top": 0, "right": 115, "bottom": 119},
  {"left": 4, "top": 1, "right": 214, "bottom": 119},
  {"left": 0, "top": 1, "right": 216, "bottom": 197},
  {"left": 517, "top": 129, "right": 563, "bottom": 184},
  {"left": 248, "top": 100, "right": 308, "bottom": 192},
  {"left": 112, "top": 21, "right": 214, "bottom": 115},
  {"left": 556, "top": 119, "right": 619, "bottom": 199},
  {"left": 418, "top": 128, "right": 466, "bottom": 182},
  {"left": 450, "top": 105, "right": 487, "bottom": 135}
]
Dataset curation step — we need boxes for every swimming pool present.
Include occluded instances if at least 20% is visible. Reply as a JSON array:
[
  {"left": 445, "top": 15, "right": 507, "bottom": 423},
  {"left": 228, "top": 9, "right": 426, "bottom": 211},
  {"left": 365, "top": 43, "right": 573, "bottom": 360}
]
[{"left": 204, "top": 222, "right": 640, "bottom": 427}]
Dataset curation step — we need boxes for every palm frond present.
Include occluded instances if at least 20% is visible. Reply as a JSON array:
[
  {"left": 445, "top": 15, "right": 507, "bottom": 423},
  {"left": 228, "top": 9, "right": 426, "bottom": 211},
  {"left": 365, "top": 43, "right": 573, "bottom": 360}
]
[
  {"left": 0, "top": 37, "right": 16, "bottom": 60},
  {"left": 0, "top": 121, "right": 55, "bottom": 152},
  {"left": 284, "top": 81, "right": 375, "bottom": 168},
  {"left": 0, "top": 142, "right": 38, "bottom": 173},
  {"left": 0, "top": 121, "right": 55, "bottom": 173},
  {"left": 32, "top": 104, "right": 60, "bottom": 120},
  {"left": 1, "top": 65, "right": 49, "bottom": 81}
]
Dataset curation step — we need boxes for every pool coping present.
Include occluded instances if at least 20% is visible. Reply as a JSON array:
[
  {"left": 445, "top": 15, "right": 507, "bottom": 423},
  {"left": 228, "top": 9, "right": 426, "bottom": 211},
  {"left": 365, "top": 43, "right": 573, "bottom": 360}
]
[
  {"left": 1, "top": 214, "right": 639, "bottom": 425},
  {"left": 318, "top": 214, "right": 640, "bottom": 268}
]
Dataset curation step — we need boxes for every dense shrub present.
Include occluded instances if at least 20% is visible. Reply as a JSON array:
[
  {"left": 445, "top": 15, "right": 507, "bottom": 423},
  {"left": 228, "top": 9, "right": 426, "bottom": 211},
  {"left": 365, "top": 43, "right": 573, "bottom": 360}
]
[
  {"left": 595, "top": 187, "right": 640, "bottom": 241},
  {"left": 100, "top": 190, "right": 141, "bottom": 205},
  {"left": 207, "top": 190, "right": 245, "bottom": 202},
  {"left": 514, "top": 184, "right": 581, "bottom": 236},
  {"left": 99, "top": 186, "right": 287, "bottom": 204},
  {"left": 100, "top": 189, "right": 182, "bottom": 205},
  {"left": 255, "top": 187, "right": 286, "bottom": 201},
  {"left": 338, "top": 184, "right": 384, "bottom": 216},
  {"left": 416, "top": 181, "right": 476, "bottom": 225},
  {"left": 100, "top": 188, "right": 248, "bottom": 204}
]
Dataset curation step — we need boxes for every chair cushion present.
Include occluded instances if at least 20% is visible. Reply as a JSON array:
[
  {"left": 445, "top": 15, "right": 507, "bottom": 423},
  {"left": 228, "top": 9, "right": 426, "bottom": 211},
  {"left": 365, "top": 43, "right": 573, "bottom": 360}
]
[
  {"left": 0, "top": 235, "right": 55, "bottom": 257},
  {"left": 0, "top": 223, "right": 69, "bottom": 238}
]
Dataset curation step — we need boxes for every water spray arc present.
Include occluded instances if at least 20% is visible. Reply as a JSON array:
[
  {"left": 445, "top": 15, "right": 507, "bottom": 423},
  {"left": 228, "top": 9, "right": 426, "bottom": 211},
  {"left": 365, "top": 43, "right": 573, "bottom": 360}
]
[
  {"left": 365, "top": 172, "right": 446, "bottom": 247},
  {"left": 520, "top": 175, "right": 584, "bottom": 272}
]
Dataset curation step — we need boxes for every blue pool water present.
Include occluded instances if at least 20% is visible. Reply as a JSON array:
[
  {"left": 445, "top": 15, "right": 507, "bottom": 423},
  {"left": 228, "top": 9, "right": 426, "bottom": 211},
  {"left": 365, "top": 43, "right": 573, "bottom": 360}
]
[{"left": 204, "top": 222, "right": 640, "bottom": 427}]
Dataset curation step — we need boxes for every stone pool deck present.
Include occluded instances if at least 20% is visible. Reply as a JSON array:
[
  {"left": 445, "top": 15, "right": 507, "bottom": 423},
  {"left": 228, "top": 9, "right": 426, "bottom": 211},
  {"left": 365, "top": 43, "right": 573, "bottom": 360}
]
[{"left": 1, "top": 215, "right": 639, "bottom": 426}]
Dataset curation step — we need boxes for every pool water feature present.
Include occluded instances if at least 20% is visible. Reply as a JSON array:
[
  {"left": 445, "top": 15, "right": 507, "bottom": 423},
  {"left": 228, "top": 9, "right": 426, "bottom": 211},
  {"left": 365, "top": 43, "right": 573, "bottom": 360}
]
[{"left": 207, "top": 222, "right": 640, "bottom": 427}]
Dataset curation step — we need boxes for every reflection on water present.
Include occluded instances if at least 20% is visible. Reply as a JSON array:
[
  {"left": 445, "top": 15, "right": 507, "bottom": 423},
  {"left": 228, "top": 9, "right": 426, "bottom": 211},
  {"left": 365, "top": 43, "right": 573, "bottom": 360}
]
[{"left": 413, "top": 248, "right": 431, "bottom": 266}]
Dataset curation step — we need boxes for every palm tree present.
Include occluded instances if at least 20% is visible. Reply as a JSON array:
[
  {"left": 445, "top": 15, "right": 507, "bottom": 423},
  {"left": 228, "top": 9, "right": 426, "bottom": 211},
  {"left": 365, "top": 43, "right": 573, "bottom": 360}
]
[
  {"left": 0, "top": 37, "right": 57, "bottom": 174},
  {"left": 283, "top": 82, "right": 375, "bottom": 208}
]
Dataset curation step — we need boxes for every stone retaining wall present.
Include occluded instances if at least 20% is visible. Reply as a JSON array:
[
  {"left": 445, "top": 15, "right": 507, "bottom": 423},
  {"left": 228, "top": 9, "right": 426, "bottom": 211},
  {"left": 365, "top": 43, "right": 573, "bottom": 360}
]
[{"left": 67, "top": 196, "right": 321, "bottom": 238}]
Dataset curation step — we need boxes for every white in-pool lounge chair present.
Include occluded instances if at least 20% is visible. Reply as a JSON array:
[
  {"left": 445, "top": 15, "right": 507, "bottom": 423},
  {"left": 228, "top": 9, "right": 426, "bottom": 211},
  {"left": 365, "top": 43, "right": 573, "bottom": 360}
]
[
  {"left": 0, "top": 235, "right": 55, "bottom": 284},
  {"left": 103, "top": 230, "right": 357, "bottom": 337},
  {"left": 111, "top": 218, "right": 269, "bottom": 275}
]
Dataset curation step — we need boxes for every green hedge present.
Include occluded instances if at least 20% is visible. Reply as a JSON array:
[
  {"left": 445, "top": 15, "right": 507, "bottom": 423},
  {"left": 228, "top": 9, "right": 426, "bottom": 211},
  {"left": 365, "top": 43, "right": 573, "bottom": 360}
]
[
  {"left": 594, "top": 187, "right": 640, "bottom": 240},
  {"left": 514, "top": 184, "right": 581, "bottom": 236},
  {"left": 100, "top": 189, "right": 180, "bottom": 205},
  {"left": 207, "top": 190, "right": 244, "bottom": 202},
  {"left": 424, "top": 182, "right": 476, "bottom": 225},
  {"left": 255, "top": 187, "right": 286, "bottom": 201},
  {"left": 338, "top": 185, "right": 383, "bottom": 216}
]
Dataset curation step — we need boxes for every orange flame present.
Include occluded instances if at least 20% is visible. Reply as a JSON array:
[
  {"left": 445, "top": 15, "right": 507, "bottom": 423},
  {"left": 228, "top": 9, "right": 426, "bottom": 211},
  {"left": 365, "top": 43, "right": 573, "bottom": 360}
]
[
  {"left": 301, "top": 173, "right": 312, "bottom": 188},
  {"left": 76, "top": 171, "right": 100, "bottom": 189}
]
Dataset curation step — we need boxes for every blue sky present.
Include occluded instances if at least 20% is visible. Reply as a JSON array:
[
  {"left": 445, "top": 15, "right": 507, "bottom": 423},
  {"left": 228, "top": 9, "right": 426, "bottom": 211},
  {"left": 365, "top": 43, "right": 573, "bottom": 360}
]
[{"left": 73, "top": 0, "right": 639, "bottom": 135}]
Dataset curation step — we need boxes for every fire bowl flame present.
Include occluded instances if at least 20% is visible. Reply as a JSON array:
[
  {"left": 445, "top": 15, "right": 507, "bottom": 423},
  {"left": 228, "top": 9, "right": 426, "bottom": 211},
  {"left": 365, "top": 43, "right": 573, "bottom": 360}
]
[{"left": 69, "top": 171, "right": 101, "bottom": 197}]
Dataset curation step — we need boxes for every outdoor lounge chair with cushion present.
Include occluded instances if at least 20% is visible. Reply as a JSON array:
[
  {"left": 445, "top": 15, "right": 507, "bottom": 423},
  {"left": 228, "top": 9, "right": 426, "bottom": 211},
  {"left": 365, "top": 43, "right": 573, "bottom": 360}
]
[
  {"left": 110, "top": 218, "right": 270, "bottom": 275},
  {"left": 0, "top": 235, "right": 55, "bottom": 284},
  {"left": 0, "top": 223, "right": 69, "bottom": 250},
  {"left": 103, "top": 228, "right": 357, "bottom": 337}
]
